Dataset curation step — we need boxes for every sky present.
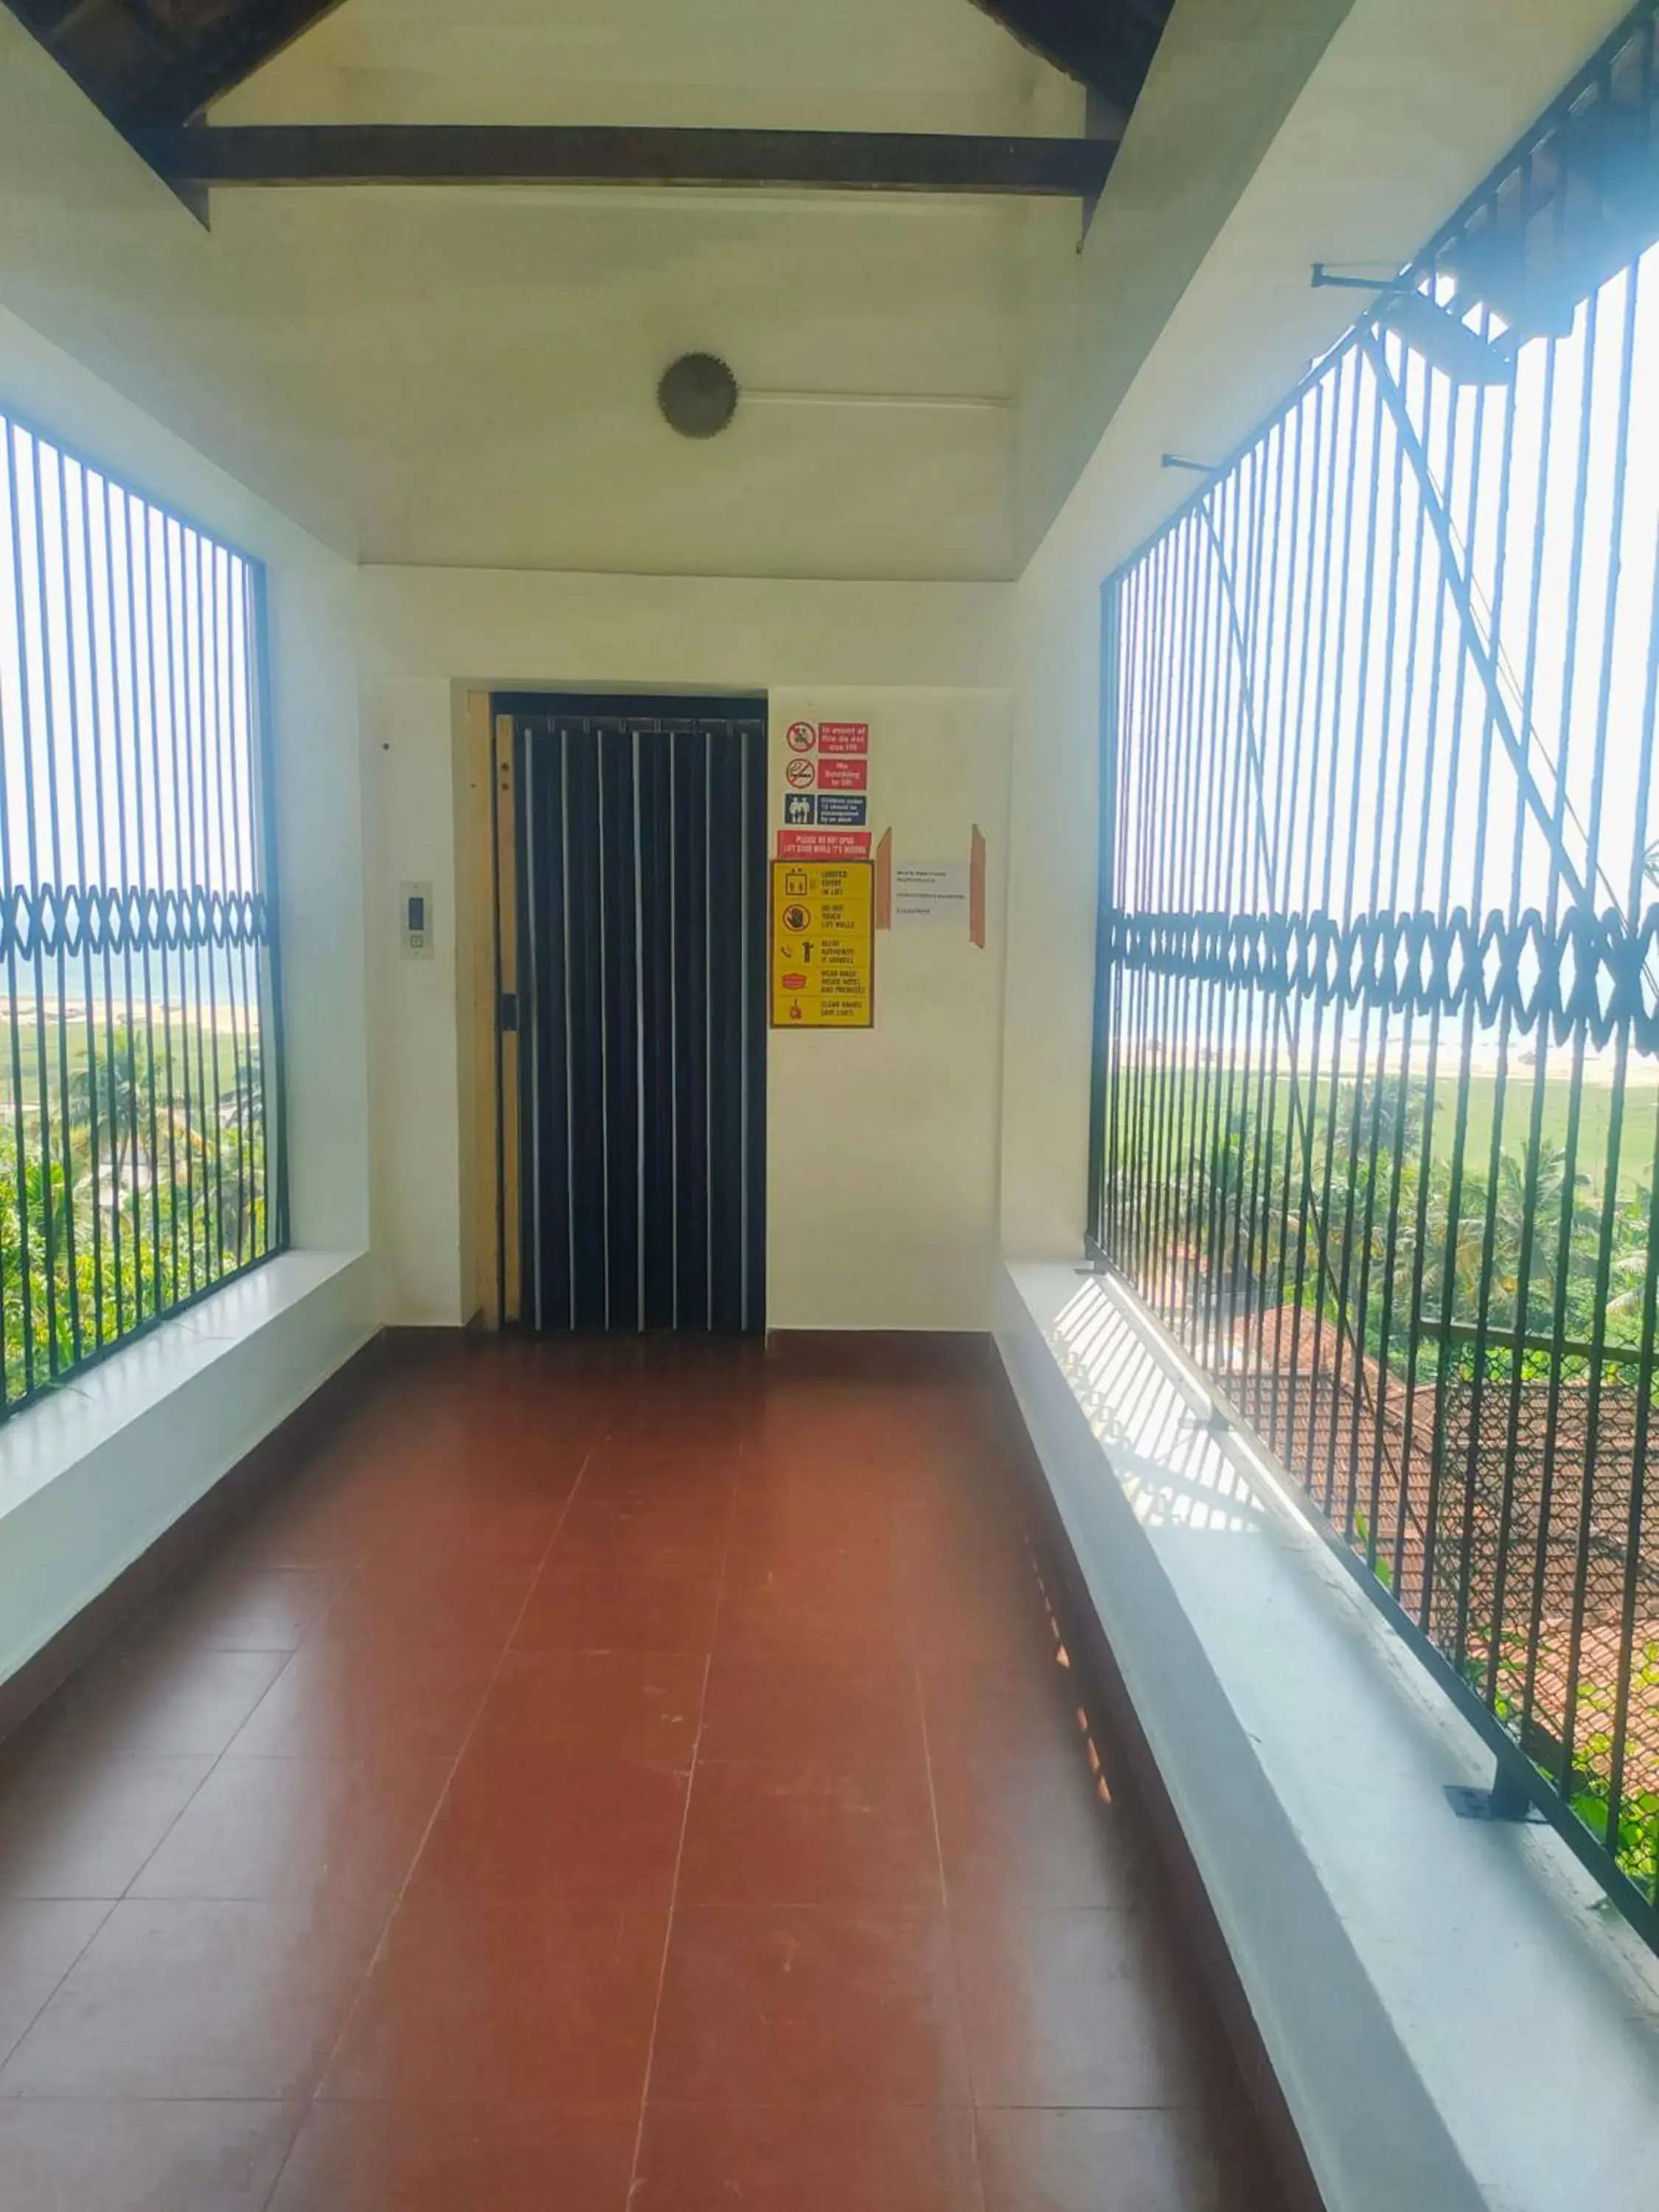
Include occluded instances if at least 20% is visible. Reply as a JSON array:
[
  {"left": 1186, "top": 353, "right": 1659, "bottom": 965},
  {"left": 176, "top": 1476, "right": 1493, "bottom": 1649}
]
[
  {"left": 0, "top": 417, "right": 264, "bottom": 1022},
  {"left": 1114, "top": 237, "right": 1659, "bottom": 940}
]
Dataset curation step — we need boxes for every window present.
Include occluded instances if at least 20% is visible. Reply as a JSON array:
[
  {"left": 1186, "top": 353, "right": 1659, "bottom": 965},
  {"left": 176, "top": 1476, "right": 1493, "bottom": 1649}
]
[
  {"left": 0, "top": 411, "right": 283, "bottom": 1414},
  {"left": 1091, "top": 7, "right": 1659, "bottom": 1944}
]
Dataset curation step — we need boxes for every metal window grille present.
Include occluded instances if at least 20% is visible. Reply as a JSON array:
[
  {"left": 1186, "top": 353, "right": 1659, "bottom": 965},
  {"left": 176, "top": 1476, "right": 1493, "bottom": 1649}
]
[
  {"left": 1091, "top": 2, "right": 1659, "bottom": 1947},
  {"left": 0, "top": 410, "right": 284, "bottom": 1415}
]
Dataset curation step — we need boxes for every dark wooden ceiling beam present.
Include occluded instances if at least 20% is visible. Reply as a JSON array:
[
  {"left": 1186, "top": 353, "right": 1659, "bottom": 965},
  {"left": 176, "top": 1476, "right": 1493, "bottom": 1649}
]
[
  {"left": 968, "top": 0, "right": 1170, "bottom": 114},
  {"left": 142, "top": 123, "right": 1119, "bottom": 196},
  {"left": 141, "top": 0, "right": 352, "bottom": 125}
]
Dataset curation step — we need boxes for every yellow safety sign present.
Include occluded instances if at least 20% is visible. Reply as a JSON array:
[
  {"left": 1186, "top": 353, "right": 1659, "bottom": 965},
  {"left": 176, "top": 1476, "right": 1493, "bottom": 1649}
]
[{"left": 770, "top": 860, "right": 874, "bottom": 1029}]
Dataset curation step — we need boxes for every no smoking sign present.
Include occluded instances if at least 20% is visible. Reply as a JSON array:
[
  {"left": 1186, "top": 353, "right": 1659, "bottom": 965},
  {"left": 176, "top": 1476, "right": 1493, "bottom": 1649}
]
[{"left": 785, "top": 757, "right": 815, "bottom": 790}]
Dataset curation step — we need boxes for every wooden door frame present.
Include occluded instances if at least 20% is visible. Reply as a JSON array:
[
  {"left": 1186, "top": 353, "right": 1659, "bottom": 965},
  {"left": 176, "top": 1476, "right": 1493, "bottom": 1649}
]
[{"left": 455, "top": 687, "right": 520, "bottom": 1329}]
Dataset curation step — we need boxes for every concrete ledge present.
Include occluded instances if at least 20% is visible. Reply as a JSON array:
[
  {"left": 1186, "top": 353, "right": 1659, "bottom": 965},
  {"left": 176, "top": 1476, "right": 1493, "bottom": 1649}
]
[
  {"left": 0, "top": 1251, "right": 375, "bottom": 1698},
  {"left": 995, "top": 1262, "right": 1659, "bottom": 2212}
]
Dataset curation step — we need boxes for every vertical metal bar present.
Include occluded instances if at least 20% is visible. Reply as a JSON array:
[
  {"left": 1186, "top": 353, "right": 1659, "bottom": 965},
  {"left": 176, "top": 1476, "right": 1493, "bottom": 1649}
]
[
  {"left": 0, "top": 425, "right": 33, "bottom": 1399},
  {"left": 58, "top": 455, "right": 105, "bottom": 1351},
  {"left": 1088, "top": 577, "right": 1121, "bottom": 1249},
  {"left": 85, "top": 468, "right": 126, "bottom": 1332},
  {"left": 248, "top": 561, "right": 286, "bottom": 1259},
  {"left": 16, "top": 433, "right": 63, "bottom": 1374}
]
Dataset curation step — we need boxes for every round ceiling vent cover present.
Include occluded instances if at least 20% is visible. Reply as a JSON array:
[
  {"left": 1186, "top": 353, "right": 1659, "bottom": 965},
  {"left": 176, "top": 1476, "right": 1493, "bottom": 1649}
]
[{"left": 658, "top": 352, "right": 739, "bottom": 439}]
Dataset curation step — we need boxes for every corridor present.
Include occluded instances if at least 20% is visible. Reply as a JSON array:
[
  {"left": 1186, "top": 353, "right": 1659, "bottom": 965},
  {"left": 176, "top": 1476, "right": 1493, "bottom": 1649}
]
[{"left": 0, "top": 1341, "right": 1281, "bottom": 2209}]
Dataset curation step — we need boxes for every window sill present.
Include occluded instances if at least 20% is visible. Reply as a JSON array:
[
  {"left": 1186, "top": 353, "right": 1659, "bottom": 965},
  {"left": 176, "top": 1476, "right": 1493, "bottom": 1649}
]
[
  {"left": 0, "top": 1249, "right": 374, "bottom": 1688},
  {"left": 997, "top": 1262, "right": 1659, "bottom": 2212}
]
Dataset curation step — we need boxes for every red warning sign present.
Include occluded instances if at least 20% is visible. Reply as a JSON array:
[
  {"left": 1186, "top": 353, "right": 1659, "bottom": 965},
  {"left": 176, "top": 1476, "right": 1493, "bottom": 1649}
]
[
  {"left": 817, "top": 722, "right": 869, "bottom": 756},
  {"left": 816, "top": 757, "right": 867, "bottom": 792},
  {"left": 776, "top": 829, "right": 872, "bottom": 860},
  {"left": 785, "top": 721, "right": 817, "bottom": 753}
]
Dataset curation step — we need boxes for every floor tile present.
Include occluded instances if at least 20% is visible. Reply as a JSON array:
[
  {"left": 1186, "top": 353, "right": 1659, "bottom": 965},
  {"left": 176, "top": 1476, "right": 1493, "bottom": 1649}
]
[
  {"left": 902, "top": 1527, "right": 1052, "bottom": 1659},
  {"left": 700, "top": 1649, "right": 928, "bottom": 1765},
  {"left": 412, "top": 1750, "right": 687, "bottom": 1902},
  {"left": 369, "top": 1506, "right": 563, "bottom": 1578},
  {"left": 473, "top": 1649, "right": 705, "bottom": 1761},
  {"left": 916, "top": 1643, "right": 1085, "bottom": 1769},
  {"left": 679, "top": 1758, "right": 942, "bottom": 1907},
  {"left": 130, "top": 1753, "right": 450, "bottom": 1905},
  {"left": 321, "top": 1896, "right": 665, "bottom": 2110},
  {"left": 555, "top": 1495, "right": 730, "bottom": 1566},
  {"left": 634, "top": 2101, "right": 984, "bottom": 2212},
  {"left": 321, "top": 1559, "right": 537, "bottom": 1649},
  {"left": 268, "top": 2098, "right": 635, "bottom": 2211},
  {"left": 144, "top": 1565, "right": 340, "bottom": 1652},
  {"left": 717, "top": 1544, "right": 910, "bottom": 1656},
  {"left": 226, "top": 1638, "right": 499, "bottom": 1761},
  {"left": 952, "top": 1909, "right": 1203, "bottom": 2110},
  {"left": 515, "top": 1557, "right": 724, "bottom": 1652},
  {"left": 976, "top": 2106, "right": 1258, "bottom": 2212},
  {"left": 0, "top": 2098, "right": 300, "bottom": 2212},
  {"left": 0, "top": 1895, "right": 379, "bottom": 2100},
  {"left": 931, "top": 1757, "right": 1143, "bottom": 1910},
  {"left": 650, "top": 1907, "right": 969, "bottom": 2105},
  {"left": 0, "top": 1747, "right": 214, "bottom": 1899},
  {"left": 42, "top": 1643, "right": 293, "bottom": 1760},
  {"left": 0, "top": 1899, "right": 111, "bottom": 2065}
]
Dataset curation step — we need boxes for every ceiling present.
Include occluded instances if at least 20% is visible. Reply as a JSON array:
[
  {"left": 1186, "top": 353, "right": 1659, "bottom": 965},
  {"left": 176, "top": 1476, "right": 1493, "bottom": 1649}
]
[{"left": 0, "top": 0, "right": 1175, "bottom": 578}]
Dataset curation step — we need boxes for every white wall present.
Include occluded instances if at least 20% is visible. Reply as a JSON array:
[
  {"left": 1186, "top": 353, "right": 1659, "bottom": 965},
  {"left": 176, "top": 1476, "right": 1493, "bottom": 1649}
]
[
  {"left": 1014, "top": 0, "right": 1355, "bottom": 563},
  {"left": 999, "top": 0, "right": 1640, "bottom": 1265},
  {"left": 358, "top": 567, "right": 1015, "bottom": 1327},
  {"left": 767, "top": 687, "right": 1009, "bottom": 1329}
]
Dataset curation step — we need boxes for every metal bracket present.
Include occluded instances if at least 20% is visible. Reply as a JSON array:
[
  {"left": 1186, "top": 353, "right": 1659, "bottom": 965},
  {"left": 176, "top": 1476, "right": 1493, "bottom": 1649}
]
[
  {"left": 1311, "top": 262, "right": 1413, "bottom": 293},
  {"left": 1160, "top": 453, "right": 1213, "bottom": 474},
  {"left": 1445, "top": 1764, "right": 1548, "bottom": 1824}
]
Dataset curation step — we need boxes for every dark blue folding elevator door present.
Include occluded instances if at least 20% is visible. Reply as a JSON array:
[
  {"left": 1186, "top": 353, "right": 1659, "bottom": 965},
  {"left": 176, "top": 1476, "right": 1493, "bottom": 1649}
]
[{"left": 500, "top": 697, "right": 767, "bottom": 1333}]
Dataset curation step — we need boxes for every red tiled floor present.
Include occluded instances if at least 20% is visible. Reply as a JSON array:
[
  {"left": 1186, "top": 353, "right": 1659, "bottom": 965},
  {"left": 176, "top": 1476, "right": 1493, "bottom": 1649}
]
[
  {"left": 224, "top": 1635, "right": 499, "bottom": 1762},
  {"left": 975, "top": 2106, "right": 1274, "bottom": 2212},
  {"left": 0, "top": 1899, "right": 112, "bottom": 2065},
  {"left": 40, "top": 1641, "right": 293, "bottom": 1760},
  {"left": 267, "top": 2100, "right": 635, "bottom": 2212},
  {"left": 128, "top": 1753, "right": 450, "bottom": 1907},
  {"left": 473, "top": 1647, "right": 706, "bottom": 1759},
  {"left": 319, "top": 1896, "right": 666, "bottom": 2110},
  {"left": 678, "top": 1757, "right": 942, "bottom": 1908},
  {"left": 930, "top": 1756, "right": 1145, "bottom": 1910},
  {"left": 515, "top": 1557, "right": 725, "bottom": 1652},
  {"left": 412, "top": 1750, "right": 689, "bottom": 1902},
  {"left": 0, "top": 1894, "right": 380, "bottom": 2100},
  {"left": 0, "top": 2099, "right": 301, "bottom": 2212},
  {"left": 142, "top": 1565, "right": 340, "bottom": 1652},
  {"left": 0, "top": 1746, "right": 214, "bottom": 1899},
  {"left": 700, "top": 1646, "right": 929, "bottom": 1764},
  {"left": 953, "top": 1907, "right": 1207, "bottom": 2110},
  {"left": 634, "top": 2101, "right": 985, "bottom": 2211},
  {"left": 0, "top": 1340, "right": 1285, "bottom": 2211},
  {"left": 650, "top": 1905, "right": 971, "bottom": 2105}
]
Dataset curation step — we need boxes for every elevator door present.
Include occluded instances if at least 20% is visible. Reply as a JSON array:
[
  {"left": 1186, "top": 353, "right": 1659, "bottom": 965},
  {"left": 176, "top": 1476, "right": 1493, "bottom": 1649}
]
[{"left": 498, "top": 697, "right": 767, "bottom": 1332}]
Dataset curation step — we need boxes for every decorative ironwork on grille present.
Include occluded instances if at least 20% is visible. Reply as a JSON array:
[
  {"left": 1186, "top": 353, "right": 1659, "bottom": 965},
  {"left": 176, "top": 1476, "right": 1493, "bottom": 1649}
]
[
  {"left": 1090, "top": 3, "right": 1659, "bottom": 1948},
  {"left": 0, "top": 409, "right": 284, "bottom": 1415},
  {"left": 1105, "top": 903, "right": 1659, "bottom": 1050}
]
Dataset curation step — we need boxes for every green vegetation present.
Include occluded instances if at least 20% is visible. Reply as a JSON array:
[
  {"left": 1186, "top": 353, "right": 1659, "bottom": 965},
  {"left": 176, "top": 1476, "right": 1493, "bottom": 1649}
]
[
  {"left": 1111, "top": 1061, "right": 1658, "bottom": 1372},
  {"left": 0, "top": 1011, "right": 268, "bottom": 1405},
  {"left": 1109, "top": 1052, "right": 1659, "bottom": 1896}
]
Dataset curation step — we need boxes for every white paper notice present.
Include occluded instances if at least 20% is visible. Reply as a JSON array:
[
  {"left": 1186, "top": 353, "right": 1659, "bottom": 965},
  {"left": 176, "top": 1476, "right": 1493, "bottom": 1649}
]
[{"left": 893, "top": 861, "right": 970, "bottom": 929}]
